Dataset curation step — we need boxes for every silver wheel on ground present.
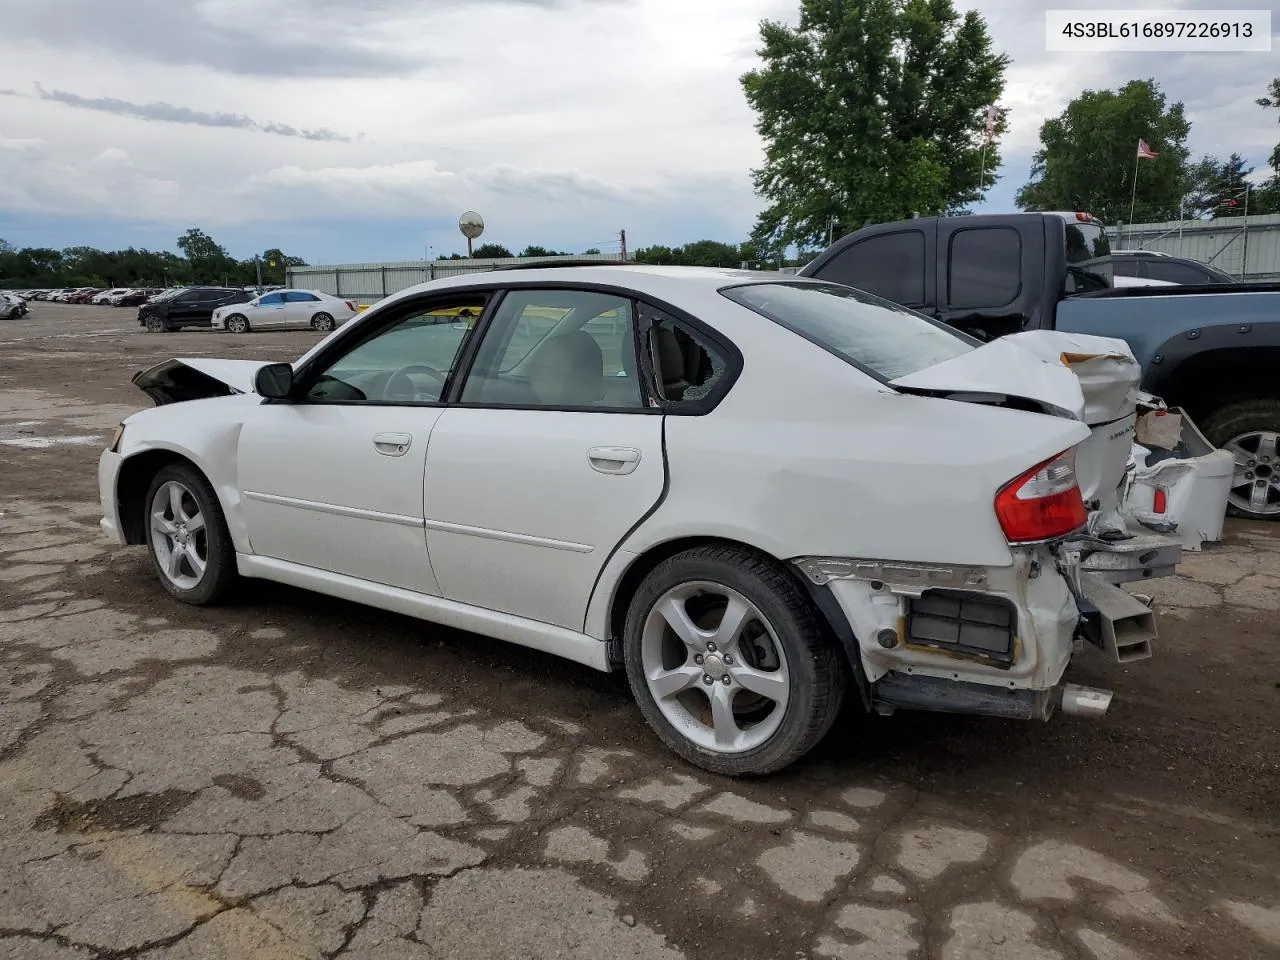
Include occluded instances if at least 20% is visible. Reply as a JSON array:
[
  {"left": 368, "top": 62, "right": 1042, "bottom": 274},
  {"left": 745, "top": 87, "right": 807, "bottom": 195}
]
[
  {"left": 149, "top": 480, "right": 209, "bottom": 591},
  {"left": 623, "top": 544, "right": 844, "bottom": 776},
  {"left": 143, "top": 463, "right": 238, "bottom": 605},
  {"left": 640, "top": 581, "right": 790, "bottom": 753},
  {"left": 312, "top": 312, "right": 334, "bottom": 331},
  {"left": 225, "top": 314, "right": 249, "bottom": 334},
  {"left": 1223, "top": 430, "right": 1280, "bottom": 518}
]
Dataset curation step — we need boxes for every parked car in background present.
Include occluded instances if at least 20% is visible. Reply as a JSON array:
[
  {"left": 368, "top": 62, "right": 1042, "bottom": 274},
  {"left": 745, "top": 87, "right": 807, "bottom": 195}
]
[
  {"left": 1111, "top": 250, "right": 1237, "bottom": 286},
  {"left": 0, "top": 293, "right": 27, "bottom": 319},
  {"left": 138, "top": 286, "right": 253, "bottom": 332},
  {"left": 93, "top": 288, "right": 132, "bottom": 304},
  {"left": 67, "top": 288, "right": 104, "bottom": 304},
  {"left": 211, "top": 289, "right": 358, "bottom": 333},
  {"left": 115, "top": 288, "right": 164, "bottom": 307}
]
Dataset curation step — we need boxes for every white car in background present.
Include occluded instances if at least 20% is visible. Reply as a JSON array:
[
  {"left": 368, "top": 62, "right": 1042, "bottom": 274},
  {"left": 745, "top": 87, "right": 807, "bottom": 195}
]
[
  {"left": 93, "top": 288, "right": 133, "bottom": 304},
  {"left": 211, "top": 289, "right": 358, "bottom": 333},
  {"left": 99, "top": 265, "right": 1160, "bottom": 775}
]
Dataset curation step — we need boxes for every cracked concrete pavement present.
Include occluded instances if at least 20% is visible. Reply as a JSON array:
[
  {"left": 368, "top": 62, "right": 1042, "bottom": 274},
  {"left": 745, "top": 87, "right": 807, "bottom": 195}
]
[{"left": 2, "top": 305, "right": 1279, "bottom": 959}]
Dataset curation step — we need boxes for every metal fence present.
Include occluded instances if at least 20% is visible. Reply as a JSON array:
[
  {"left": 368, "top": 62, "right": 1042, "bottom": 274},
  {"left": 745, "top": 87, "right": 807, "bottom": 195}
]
[
  {"left": 286, "top": 252, "right": 628, "bottom": 305},
  {"left": 1108, "top": 212, "right": 1280, "bottom": 281}
]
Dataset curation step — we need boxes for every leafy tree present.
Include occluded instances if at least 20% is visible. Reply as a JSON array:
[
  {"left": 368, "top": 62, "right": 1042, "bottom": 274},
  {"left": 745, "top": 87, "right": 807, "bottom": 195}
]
[
  {"left": 581, "top": 247, "right": 601, "bottom": 255},
  {"left": 1183, "top": 154, "right": 1221, "bottom": 219},
  {"left": 741, "top": 0, "right": 1009, "bottom": 254},
  {"left": 471, "top": 243, "right": 513, "bottom": 259},
  {"left": 1252, "top": 78, "right": 1280, "bottom": 215},
  {"left": 1257, "top": 77, "right": 1280, "bottom": 171},
  {"left": 1210, "top": 153, "right": 1253, "bottom": 217},
  {"left": 1017, "top": 79, "right": 1190, "bottom": 224},
  {"left": 176, "top": 228, "right": 237, "bottom": 283},
  {"left": 252, "top": 248, "right": 308, "bottom": 286},
  {"left": 635, "top": 240, "right": 746, "bottom": 267},
  {"left": 519, "top": 245, "right": 566, "bottom": 258}
]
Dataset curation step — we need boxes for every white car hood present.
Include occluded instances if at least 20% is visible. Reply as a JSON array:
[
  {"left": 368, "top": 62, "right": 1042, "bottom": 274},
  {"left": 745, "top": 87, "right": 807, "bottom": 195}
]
[
  {"left": 132, "top": 358, "right": 282, "bottom": 406},
  {"left": 889, "top": 330, "right": 1144, "bottom": 426}
]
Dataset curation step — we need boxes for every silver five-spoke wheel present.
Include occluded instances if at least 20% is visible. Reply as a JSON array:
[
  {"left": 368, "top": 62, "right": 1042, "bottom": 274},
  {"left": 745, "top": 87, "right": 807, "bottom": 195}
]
[
  {"left": 149, "top": 480, "right": 209, "bottom": 590},
  {"left": 641, "top": 581, "right": 790, "bottom": 753}
]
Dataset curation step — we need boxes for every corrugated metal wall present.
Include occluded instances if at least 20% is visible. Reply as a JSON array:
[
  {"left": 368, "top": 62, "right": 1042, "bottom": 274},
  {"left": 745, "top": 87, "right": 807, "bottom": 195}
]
[
  {"left": 287, "top": 253, "right": 627, "bottom": 305},
  {"left": 1108, "top": 213, "right": 1280, "bottom": 281}
]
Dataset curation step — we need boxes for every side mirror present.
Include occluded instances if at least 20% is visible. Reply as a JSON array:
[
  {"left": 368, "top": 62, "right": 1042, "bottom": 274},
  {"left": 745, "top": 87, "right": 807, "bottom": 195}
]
[{"left": 255, "top": 363, "right": 295, "bottom": 400}]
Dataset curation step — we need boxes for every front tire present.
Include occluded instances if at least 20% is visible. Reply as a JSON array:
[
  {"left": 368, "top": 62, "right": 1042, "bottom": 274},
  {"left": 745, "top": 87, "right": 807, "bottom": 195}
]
[
  {"left": 1200, "top": 399, "right": 1280, "bottom": 520},
  {"left": 622, "top": 545, "right": 845, "bottom": 776},
  {"left": 144, "top": 463, "right": 238, "bottom": 605},
  {"left": 225, "top": 314, "right": 249, "bottom": 334},
  {"left": 312, "top": 312, "right": 334, "bottom": 331},
  {"left": 144, "top": 315, "right": 168, "bottom": 333}
]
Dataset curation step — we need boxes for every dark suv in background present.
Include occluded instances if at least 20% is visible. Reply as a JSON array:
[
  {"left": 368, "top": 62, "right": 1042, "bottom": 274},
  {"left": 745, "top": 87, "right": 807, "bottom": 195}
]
[
  {"left": 1111, "top": 250, "right": 1237, "bottom": 285},
  {"left": 138, "top": 287, "right": 252, "bottom": 332}
]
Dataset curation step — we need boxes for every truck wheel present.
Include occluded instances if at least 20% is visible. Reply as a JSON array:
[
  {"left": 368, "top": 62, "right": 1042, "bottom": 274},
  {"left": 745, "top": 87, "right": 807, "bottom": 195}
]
[
  {"left": 622, "top": 545, "right": 845, "bottom": 776},
  {"left": 1200, "top": 399, "right": 1280, "bottom": 520}
]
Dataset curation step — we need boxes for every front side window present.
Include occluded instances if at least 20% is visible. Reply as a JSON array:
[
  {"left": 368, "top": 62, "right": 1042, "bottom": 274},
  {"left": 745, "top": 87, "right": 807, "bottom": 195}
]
[
  {"left": 303, "top": 300, "right": 484, "bottom": 404},
  {"left": 461, "top": 289, "right": 644, "bottom": 409},
  {"left": 723, "top": 281, "right": 974, "bottom": 382}
]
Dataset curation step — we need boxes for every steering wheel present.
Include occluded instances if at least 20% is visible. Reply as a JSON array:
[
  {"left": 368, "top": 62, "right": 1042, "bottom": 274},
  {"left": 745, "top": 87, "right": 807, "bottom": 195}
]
[{"left": 381, "top": 364, "right": 446, "bottom": 402}]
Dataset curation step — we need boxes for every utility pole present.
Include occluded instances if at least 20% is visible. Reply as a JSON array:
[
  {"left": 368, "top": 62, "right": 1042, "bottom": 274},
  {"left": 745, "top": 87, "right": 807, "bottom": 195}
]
[
  {"left": 254, "top": 255, "right": 263, "bottom": 293},
  {"left": 619, "top": 229, "right": 627, "bottom": 261}
]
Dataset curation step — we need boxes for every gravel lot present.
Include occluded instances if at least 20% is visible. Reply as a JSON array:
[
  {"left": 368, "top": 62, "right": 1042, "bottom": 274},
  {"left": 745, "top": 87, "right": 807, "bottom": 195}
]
[{"left": 2, "top": 302, "right": 1279, "bottom": 960}]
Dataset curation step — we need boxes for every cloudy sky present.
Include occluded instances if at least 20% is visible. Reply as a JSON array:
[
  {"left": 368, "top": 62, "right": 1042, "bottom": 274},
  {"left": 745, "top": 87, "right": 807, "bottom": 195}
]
[{"left": 0, "top": 0, "right": 1276, "bottom": 264}]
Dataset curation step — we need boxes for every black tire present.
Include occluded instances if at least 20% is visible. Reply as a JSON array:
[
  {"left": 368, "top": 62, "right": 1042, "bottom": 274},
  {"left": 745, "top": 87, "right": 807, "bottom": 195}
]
[
  {"left": 622, "top": 544, "right": 845, "bottom": 776},
  {"left": 312, "top": 312, "right": 334, "bottom": 331},
  {"left": 144, "top": 315, "right": 169, "bottom": 333},
  {"left": 225, "top": 314, "right": 250, "bottom": 334},
  {"left": 143, "top": 462, "right": 239, "bottom": 605},
  {"left": 1200, "top": 398, "right": 1280, "bottom": 520}
]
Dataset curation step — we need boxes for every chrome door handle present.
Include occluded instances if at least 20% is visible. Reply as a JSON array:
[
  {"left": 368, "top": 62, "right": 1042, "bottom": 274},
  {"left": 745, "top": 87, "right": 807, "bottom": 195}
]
[
  {"left": 588, "top": 446, "right": 641, "bottom": 475},
  {"left": 373, "top": 432, "right": 412, "bottom": 457}
]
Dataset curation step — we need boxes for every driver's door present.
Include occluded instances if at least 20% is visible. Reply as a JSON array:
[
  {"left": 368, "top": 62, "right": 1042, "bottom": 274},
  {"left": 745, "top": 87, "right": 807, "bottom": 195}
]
[{"left": 235, "top": 295, "right": 485, "bottom": 594}]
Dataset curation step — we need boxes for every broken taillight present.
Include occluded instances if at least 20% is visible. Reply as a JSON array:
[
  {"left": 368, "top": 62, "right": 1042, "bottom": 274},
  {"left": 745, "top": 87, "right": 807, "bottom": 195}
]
[{"left": 994, "top": 448, "right": 1088, "bottom": 543}]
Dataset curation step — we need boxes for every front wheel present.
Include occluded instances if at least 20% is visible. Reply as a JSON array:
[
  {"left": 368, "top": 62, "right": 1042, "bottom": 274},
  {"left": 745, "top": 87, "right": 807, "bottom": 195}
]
[
  {"left": 225, "top": 314, "right": 249, "bottom": 334},
  {"left": 312, "top": 312, "right": 334, "bottom": 331},
  {"left": 144, "top": 463, "right": 239, "bottom": 605},
  {"left": 622, "top": 545, "right": 845, "bottom": 776},
  {"left": 1200, "top": 399, "right": 1280, "bottom": 520},
  {"left": 144, "top": 315, "right": 168, "bottom": 332}
]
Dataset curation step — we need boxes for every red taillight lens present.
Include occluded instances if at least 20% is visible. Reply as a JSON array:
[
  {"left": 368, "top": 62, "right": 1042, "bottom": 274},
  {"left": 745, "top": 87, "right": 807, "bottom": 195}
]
[
  {"left": 994, "top": 448, "right": 1088, "bottom": 543},
  {"left": 345, "top": 300, "right": 356, "bottom": 311},
  {"left": 1152, "top": 488, "right": 1167, "bottom": 514}
]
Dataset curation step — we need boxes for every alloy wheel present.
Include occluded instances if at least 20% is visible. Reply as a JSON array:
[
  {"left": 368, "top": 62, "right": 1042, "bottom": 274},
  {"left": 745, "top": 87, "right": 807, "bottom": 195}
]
[
  {"left": 1223, "top": 430, "right": 1280, "bottom": 517},
  {"left": 149, "top": 480, "right": 209, "bottom": 590},
  {"left": 640, "top": 580, "right": 790, "bottom": 754}
]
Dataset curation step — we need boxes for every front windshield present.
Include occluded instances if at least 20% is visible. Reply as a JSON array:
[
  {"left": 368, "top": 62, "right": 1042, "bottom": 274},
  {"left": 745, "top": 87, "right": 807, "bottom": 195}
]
[{"left": 721, "top": 281, "right": 976, "bottom": 381}]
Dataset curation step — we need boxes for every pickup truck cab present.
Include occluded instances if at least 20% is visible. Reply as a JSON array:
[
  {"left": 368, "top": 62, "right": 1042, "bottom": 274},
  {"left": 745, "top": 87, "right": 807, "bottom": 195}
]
[{"left": 802, "top": 212, "right": 1280, "bottom": 520}]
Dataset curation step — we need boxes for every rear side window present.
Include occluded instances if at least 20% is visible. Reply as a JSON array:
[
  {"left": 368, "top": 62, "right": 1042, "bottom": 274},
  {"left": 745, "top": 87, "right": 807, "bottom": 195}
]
[
  {"left": 722, "top": 281, "right": 974, "bottom": 382},
  {"left": 642, "top": 304, "right": 731, "bottom": 410},
  {"left": 1145, "top": 260, "right": 1218, "bottom": 284},
  {"left": 948, "top": 227, "right": 1021, "bottom": 309},
  {"left": 285, "top": 291, "right": 321, "bottom": 302},
  {"left": 1112, "top": 258, "right": 1142, "bottom": 278},
  {"left": 814, "top": 231, "right": 926, "bottom": 306}
]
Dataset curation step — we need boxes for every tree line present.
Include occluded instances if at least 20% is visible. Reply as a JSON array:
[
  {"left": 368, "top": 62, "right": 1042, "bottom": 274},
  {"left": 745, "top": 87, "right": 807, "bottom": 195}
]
[{"left": 0, "top": 228, "right": 307, "bottom": 289}]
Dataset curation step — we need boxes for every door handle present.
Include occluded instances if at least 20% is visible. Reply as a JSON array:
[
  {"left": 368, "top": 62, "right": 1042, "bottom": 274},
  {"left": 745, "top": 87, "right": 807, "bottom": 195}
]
[
  {"left": 588, "top": 446, "right": 641, "bottom": 475},
  {"left": 373, "top": 432, "right": 412, "bottom": 457}
]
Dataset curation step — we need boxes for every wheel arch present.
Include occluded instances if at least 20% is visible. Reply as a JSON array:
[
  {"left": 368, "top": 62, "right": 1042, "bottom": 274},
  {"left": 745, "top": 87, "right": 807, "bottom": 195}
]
[
  {"left": 117, "top": 449, "right": 204, "bottom": 545},
  {"left": 1143, "top": 335, "right": 1280, "bottom": 423},
  {"left": 599, "top": 534, "right": 870, "bottom": 707}
]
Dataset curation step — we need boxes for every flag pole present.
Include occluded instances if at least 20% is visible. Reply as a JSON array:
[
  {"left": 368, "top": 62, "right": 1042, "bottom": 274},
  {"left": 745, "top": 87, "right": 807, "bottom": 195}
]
[{"left": 1128, "top": 152, "right": 1140, "bottom": 238}]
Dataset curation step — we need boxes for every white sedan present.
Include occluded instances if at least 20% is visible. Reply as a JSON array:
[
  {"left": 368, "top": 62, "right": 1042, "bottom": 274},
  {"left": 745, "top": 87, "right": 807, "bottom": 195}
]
[
  {"left": 211, "top": 289, "right": 358, "bottom": 333},
  {"left": 99, "top": 265, "right": 1155, "bottom": 775}
]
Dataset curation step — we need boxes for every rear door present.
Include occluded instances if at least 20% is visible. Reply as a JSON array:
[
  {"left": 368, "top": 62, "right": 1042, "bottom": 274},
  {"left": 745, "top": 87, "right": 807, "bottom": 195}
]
[
  {"left": 282, "top": 291, "right": 322, "bottom": 326},
  {"left": 422, "top": 287, "right": 665, "bottom": 630}
]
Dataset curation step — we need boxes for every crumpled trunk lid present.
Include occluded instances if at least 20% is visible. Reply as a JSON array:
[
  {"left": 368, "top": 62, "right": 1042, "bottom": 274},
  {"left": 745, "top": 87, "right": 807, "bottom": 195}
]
[{"left": 132, "top": 358, "right": 276, "bottom": 406}]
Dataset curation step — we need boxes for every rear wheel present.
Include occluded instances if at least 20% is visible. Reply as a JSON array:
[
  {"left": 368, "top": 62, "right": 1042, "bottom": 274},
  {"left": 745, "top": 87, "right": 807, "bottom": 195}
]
[
  {"left": 622, "top": 545, "right": 844, "bottom": 776},
  {"left": 1201, "top": 399, "right": 1280, "bottom": 520},
  {"left": 144, "top": 463, "right": 239, "bottom": 605},
  {"left": 225, "top": 314, "right": 249, "bottom": 334},
  {"left": 312, "top": 312, "right": 334, "bottom": 331}
]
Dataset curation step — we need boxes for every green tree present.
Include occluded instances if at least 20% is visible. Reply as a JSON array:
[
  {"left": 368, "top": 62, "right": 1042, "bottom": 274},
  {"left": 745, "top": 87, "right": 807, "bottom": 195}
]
[
  {"left": 741, "top": 0, "right": 1008, "bottom": 254},
  {"left": 251, "top": 248, "right": 307, "bottom": 285},
  {"left": 1257, "top": 76, "right": 1280, "bottom": 170},
  {"left": 1210, "top": 153, "right": 1253, "bottom": 217},
  {"left": 471, "top": 243, "right": 513, "bottom": 259},
  {"left": 519, "top": 245, "right": 565, "bottom": 258},
  {"left": 1183, "top": 154, "right": 1221, "bottom": 219},
  {"left": 176, "top": 228, "right": 238, "bottom": 283},
  {"left": 581, "top": 247, "right": 602, "bottom": 255},
  {"left": 1252, "top": 78, "right": 1280, "bottom": 215},
  {"left": 1017, "top": 79, "right": 1190, "bottom": 224}
]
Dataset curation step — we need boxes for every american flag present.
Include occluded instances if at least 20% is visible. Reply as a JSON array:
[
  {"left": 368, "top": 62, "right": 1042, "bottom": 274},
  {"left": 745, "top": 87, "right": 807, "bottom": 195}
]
[
  {"left": 1137, "top": 139, "right": 1159, "bottom": 159},
  {"left": 985, "top": 105, "right": 998, "bottom": 137}
]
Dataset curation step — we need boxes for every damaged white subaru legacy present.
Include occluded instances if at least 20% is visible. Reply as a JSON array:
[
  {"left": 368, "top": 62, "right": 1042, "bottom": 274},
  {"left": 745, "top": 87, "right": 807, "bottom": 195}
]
[{"left": 99, "top": 265, "right": 1164, "bottom": 775}]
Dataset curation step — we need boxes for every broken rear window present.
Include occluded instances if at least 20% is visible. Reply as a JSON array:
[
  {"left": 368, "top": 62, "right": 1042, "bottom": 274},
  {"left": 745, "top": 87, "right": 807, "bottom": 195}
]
[{"left": 721, "top": 280, "right": 976, "bottom": 382}]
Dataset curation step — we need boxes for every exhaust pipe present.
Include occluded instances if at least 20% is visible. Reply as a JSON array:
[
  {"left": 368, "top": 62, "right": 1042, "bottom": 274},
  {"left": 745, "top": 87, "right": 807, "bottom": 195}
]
[
  {"left": 1078, "top": 573, "right": 1157, "bottom": 663},
  {"left": 1060, "top": 683, "right": 1113, "bottom": 718}
]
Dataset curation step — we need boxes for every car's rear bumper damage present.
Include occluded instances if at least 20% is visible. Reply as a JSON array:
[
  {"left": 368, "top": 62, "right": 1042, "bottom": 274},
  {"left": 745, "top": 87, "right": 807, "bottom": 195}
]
[{"left": 793, "top": 544, "right": 1155, "bottom": 722}]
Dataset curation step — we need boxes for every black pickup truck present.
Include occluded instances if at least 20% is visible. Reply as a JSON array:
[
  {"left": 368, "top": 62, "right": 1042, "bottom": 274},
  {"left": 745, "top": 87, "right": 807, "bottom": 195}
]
[{"left": 801, "top": 211, "right": 1280, "bottom": 520}]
